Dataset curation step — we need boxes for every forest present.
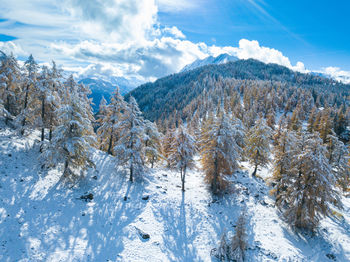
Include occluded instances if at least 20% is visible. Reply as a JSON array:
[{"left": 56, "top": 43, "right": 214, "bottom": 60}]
[{"left": 1, "top": 52, "right": 350, "bottom": 261}]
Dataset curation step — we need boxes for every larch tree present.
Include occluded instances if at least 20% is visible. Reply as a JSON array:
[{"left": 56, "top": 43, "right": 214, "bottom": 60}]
[
  {"left": 245, "top": 118, "right": 272, "bottom": 177},
  {"left": 230, "top": 211, "right": 247, "bottom": 262},
  {"left": 20, "top": 54, "right": 39, "bottom": 134},
  {"left": 114, "top": 96, "right": 145, "bottom": 182},
  {"left": 169, "top": 125, "right": 196, "bottom": 192},
  {"left": 144, "top": 120, "right": 162, "bottom": 168},
  {"left": 200, "top": 114, "right": 245, "bottom": 194},
  {"left": 36, "top": 65, "right": 60, "bottom": 144},
  {"left": 97, "top": 87, "right": 127, "bottom": 155},
  {"left": 96, "top": 96, "right": 108, "bottom": 148},
  {"left": 161, "top": 124, "right": 177, "bottom": 168},
  {"left": 326, "top": 134, "right": 350, "bottom": 191},
  {"left": 0, "top": 53, "right": 22, "bottom": 124},
  {"left": 270, "top": 129, "right": 298, "bottom": 207},
  {"left": 42, "top": 80, "right": 96, "bottom": 182},
  {"left": 282, "top": 132, "right": 342, "bottom": 230}
]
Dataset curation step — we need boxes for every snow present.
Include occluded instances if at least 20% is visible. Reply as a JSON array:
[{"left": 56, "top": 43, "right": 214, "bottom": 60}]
[{"left": 1, "top": 125, "right": 350, "bottom": 261}]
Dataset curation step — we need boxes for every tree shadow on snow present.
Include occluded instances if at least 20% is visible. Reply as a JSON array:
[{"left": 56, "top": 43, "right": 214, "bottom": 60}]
[{"left": 154, "top": 192, "right": 201, "bottom": 261}]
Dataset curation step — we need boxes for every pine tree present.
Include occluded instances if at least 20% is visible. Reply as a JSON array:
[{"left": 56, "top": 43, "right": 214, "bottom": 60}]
[
  {"left": 200, "top": 114, "right": 244, "bottom": 194},
  {"left": 47, "top": 62, "right": 63, "bottom": 141},
  {"left": 281, "top": 132, "right": 342, "bottom": 230},
  {"left": 230, "top": 212, "right": 247, "bottom": 262},
  {"left": 245, "top": 118, "right": 272, "bottom": 177},
  {"left": 162, "top": 124, "right": 177, "bottom": 168},
  {"left": 144, "top": 120, "right": 162, "bottom": 168},
  {"left": 20, "top": 54, "right": 39, "bottom": 134},
  {"left": 326, "top": 134, "right": 350, "bottom": 191},
  {"left": 307, "top": 107, "right": 317, "bottom": 133},
  {"left": 0, "top": 53, "right": 22, "bottom": 124},
  {"left": 288, "top": 108, "right": 301, "bottom": 131},
  {"left": 36, "top": 66, "right": 60, "bottom": 144},
  {"left": 42, "top": 82, "right": 96, "bottom": 182},
  {"left": 114, "top": 97, "right": 145, "bottom": 182},
  {"left": 270, "top": 130, "right": 298, "bottom": 206},
  {"left": 169, "top": 125, "right": 196, "bottom": 191},
  {"left": 97, "top": 87, "right": 127, "bottom": 154}
]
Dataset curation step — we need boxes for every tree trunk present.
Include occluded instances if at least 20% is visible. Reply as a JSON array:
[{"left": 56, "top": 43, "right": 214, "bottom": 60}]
[
  {"left": 49, "top": 115, "right": 53, "bottom": 142},
  {"left": 5, "top": 95, "right": 10, "bottom": 125},
  {"left": 41, "top": 97, "right": 45, "bottom": 142},
  {"left": 130, "top": 163, "right": 133, "bottom": 182},
  {"left": 107, "top": 133, "right": 114, "bottom": 155},
  {"left": 181, "top": 167, "right": 186, "bottom": 192},
  {"left": 64, "top": 159, "right": 69, "bottom": 177},
  {"left": 252, "top": 164, "right": 258, "bottom": 177},
  {"left": 213, "top": 156, "right": 218, "bottom": 194},
  {"left": 21, "top": 84, "right": 30, "bottom": 135}
]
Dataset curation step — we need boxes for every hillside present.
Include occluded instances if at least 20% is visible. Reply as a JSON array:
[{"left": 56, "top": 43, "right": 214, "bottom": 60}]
[
  {"left": 127, "top": 59, "right": 350, "bottom": 125},
  {"left": 1, "top": 125, "right": 350, "bottom": 261}
]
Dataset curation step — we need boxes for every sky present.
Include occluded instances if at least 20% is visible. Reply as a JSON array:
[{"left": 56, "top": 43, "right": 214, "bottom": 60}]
[{"left": 0, "top": 0, "right": 349, "bottom": 83}]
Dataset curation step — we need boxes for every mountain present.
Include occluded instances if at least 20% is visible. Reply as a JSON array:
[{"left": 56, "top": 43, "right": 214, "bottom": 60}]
[
  {"left": 0, "top": 50, "right": 7, "bottom": 61},
  {"left": 180, "top": 53, "right": 238, "bottom": 72},
  {"left": 78, "top": 76, "right": 142, "bottom": 112},
  {"left": 128, "top": 58, "right": 350, "bottom": 124}
]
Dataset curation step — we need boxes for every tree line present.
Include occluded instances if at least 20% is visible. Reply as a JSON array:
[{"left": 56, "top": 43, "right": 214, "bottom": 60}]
[{"left": 0, "top": 53, "right": 349, "bottom": 235}]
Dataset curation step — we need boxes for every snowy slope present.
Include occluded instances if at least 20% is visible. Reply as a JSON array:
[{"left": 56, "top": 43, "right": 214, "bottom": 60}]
[{"left": 1, "top": 126, "right": 350, "bottom": 261}]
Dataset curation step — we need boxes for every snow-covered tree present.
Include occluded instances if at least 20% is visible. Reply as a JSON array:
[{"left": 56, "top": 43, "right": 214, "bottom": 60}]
[
  {"left": 19, "top": 54, "right": 39, "bottom": 134},
  {"left": 213, "top": 211, "right": 247, "bottom": 262},
  {"left": 270, "top": 130, "right": 298, "bottom": 205},
  {"left": 114, "top": 97, "right": 145, "bottom": 182},
  {"left": 281, "top": 132, "right": 342, "bottom": 230},
  {"left": 0, "top": 98, "right": 10, "bottom": 120},
  {"left": 47, "top": 62, "right": 63, "bottom": 141},
  {"left": 326, "top": 134, "right": 350, "bottom": 191},
  {"left": 200, "top": 114, "right": 244, "bottom": 194},
  {"left": 161, "top": 124, "right": 177, "bottom": 168},
  {"left": 230, "top": 212, "right": 247, "bottom": 262},
  {"left": 97, "top": 87, "right": 127, "bottom": 154},
  {"left": 0, "top": 53, "right": 22, "bottom": 123},
  {"left": 169, "top": 125, "right": 196, "bottom": 191},
  {"left": 216, "top": 232, "right": 229, "bottom": 261},
  {"left": 96, "top": 96, "right": 108, "bottom": 124},
  {"left": 245, "top": 118, "right": 272, "bottom": 177},
  {"left": 144, "top": 120, "right": 162, "bottom": 168},
  {"left": 42, "top": 83, "right": 96, "bottom": 182}
]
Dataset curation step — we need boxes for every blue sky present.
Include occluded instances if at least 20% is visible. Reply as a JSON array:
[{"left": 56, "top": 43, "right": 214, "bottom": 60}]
[{"left": 0, "top": 0, "right": 349, "bottom": 82}]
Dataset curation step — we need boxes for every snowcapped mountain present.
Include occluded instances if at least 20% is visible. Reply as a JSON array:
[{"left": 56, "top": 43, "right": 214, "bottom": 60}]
[
  {"left": 0, "top": 50, "right": 6, "bottom": 61},
  {"left": 180, "top": 53, "right": 238, "bottom": 72},
  {"left": 77, "top": 75, "right": 143, "bottom": 112}
]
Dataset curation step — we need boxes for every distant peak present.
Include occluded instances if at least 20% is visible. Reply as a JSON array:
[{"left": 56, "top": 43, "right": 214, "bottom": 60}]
[{"left": 180, "top": 53, "right": 238, "bottom": 72}]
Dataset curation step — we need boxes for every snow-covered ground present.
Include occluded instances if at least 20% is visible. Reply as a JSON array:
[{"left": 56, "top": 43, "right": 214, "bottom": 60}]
[{"left": 1, "top": 126, "right": 350, "bottom": 261}]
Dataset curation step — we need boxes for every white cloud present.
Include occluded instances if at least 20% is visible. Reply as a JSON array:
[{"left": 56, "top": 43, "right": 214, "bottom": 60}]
[
  {"left": 162, "top": 26, "right": 186, "bottom": 39},
  {"left": 0, "top": 41, "right": 26, "bottom": 57},
  {"left": 320, "top": 67, "right": 350, "bottom": 84},
  {"left": 155, "top": 0, "right": 197, "bottom": 12},
  {"left": 1, "top": 0, "right": 348, "bottom": 84}
]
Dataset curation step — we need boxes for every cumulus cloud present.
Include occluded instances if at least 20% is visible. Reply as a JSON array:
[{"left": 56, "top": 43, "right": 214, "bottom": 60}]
[
  {"left": 2, "top": 0, "right": 348, "bottom": 84},
  {"left": 155, "top": 0, "right": 197, "bottom": 12},
  {"left": 320, "top": 67, "right": 350, "bottom": 84},
  {"left": 206, "top": 39, "right": 307, "bottom": 73},
  {"left": 0, "top": 41, "right": 26, "bottom": 57},
  {"left": 51, "top": 37, "right": 207, "bottom": 80}
]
